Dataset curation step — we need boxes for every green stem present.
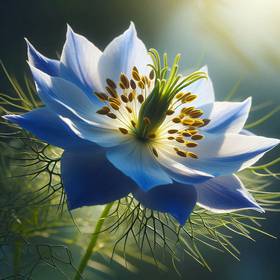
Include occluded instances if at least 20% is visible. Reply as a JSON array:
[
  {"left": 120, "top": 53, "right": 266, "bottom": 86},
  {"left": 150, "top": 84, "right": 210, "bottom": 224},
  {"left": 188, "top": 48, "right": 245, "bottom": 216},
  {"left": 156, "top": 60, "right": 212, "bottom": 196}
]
[{"left": 74, "top": 202, "right": 114, "bottom": 280}]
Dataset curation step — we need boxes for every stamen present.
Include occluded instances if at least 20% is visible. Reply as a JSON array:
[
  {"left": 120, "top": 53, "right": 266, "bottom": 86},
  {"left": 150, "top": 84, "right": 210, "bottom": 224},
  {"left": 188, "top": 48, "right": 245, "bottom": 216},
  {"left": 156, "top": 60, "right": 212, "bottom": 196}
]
[
  {"left": 168, "top": 136, "right": 174, "bottom": 140},
  {"left": 120, "top": 74, "right": 130, "bottom": 89},
  {"left": 191, "top": 134, "right": 204, "bottom": 140},
  {"left": 168, "top": 129, "right": 178, "bottom": 134},
  {"left": 130, "top": 79, "right": 136, "bottom": 89},
  {"left": 106, "top": 86, "right": 118, "bottom": 98},
  {"left": 138, "top": 80, "right": 145, "bottom": 89},
  {"left": 109, "top": 97, "right": 121, "bottom": 106},
  {"left": 95, "top": 92, "right": 108, "bottom": 102},
  {"left": 96, "top": 106, "right": 110, "bottom": 115},
  {"left": 119, "top": 127, "right": 129, "bottom": 134},
  {"left": 185, "top": 141, "right": 198, "bottom": 148},
  {"left": 132, "top": 70, "right": 141, "bottom": 81},
  {"left": 128, "top": 91, "right": 135, "bottom": 102},
  {"left": 144, "top": 117, "right": 151, "bottom": 126},
  {"left": 107, "top": 112, "right": 117, "bottom": 119},
  {"left": 149, "top": 70, "right": 155, "bottom": 80},
  {"left": 131, "top": 120, "right": 136, "bottom": 127},
  {"left": 125, "top": 106, "right": 133, "bottom": 113},
  {"left": 175, "top": 149, "right": 187, "bottom": 157},
  {"left": 121, "top": 95, "right": 129, "bottom": 103},
  {"left": 175, "top": 136, "right": 184, "bottom": 143},
  {"left": 109, "top": 102, "right": 120, "bottom": 110},
  {"left": 187, "top": 152, "right": 198, "bottom": 159},
  {"left": 166, "top": 109, "right": 175, "bottom": 115},
  {"left": 172, "top": 117, "right": 181, "bottom": 123},
  {"left": 182, "top": 119, "right": 195, "bottom": 126},
  {"left": 137, "top": 95, "right": 144, "bottom": 104},
  {"left": 152, "top": 147, "right": 159, "bottom": 157},
  {"left": 106, "top": 78, "right": 117, "bottom": 89}
]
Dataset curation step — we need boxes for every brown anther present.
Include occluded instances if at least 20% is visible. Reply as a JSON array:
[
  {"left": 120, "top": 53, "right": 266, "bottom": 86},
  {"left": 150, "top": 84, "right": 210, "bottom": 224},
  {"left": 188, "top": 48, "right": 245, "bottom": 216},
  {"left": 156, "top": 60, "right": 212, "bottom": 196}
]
[
  {"left": 131, "top": 120, "right": 136, "bottom": 127},
  {"left": 185, "top": 142, "right": 198, "bottom": 148},
  {"left": 182, "top": 119, "right": 195, "bottom": 126},
  {"left": 125, "top": 106, "right": 133, "bottom": 113},
  {"left": 109, "top": 97, "right": 121, "bottom": 106},
  {"left": 201, "top": 119, "right": 211, "bottom": 126},
  {"left": 110, "top": 102, "right": 120, "bottom": 110},
  {"left": 187, "top": 129, "right": 198, "bottom": 135},
  {"left": 95, "top": 92, "right": 108, "bottom": 102},
  {"left": 175, "top": 136, "right": 184, "bottom": 143},
  {"left": 166, "top": 109, "right": 175, "bottom": 116},
  {"left": 187, "top": 152, "right": 198, "bottom": 159},
  {"left": 119, "top": 82, "right": 126, "bottom": 90},
  {"left": 107, "top": 112, "right": 117, "bottom": 119},
  {"left": 172, "top": 117, "right": 181, "bottom": 123},
  {"left": 120, "top": 74, "right": 130, "bottom": 89},
  {"left": 179, "top": 113, "right": 185, "bottom": 119},
  {"left": 128, "top": 91, "right": 135, "bottom": 102},
  {"left": 168, "top": 136, "right": 175, "bottom": 140},
  {"left": 133, "top": 66, "right": 139, "bottom": 73},
  {"left": 152, "top": 147, "right": 159, "bottom": 157},
  {"left": 189, "top": 109, "right": 203, "bottom": 118},
  {"left": 149, "top": 70, "right": 155, "bottom": 80},
  {"left": 106, "top": 86, "right": 118, "bottom": 98},
  {"left": 168, "top": 129, "right": 178, "bottom": 134},
  {"left": 119, "top": 127, "right": 128, "bottom": 135},
  {"left": 96, "top": 106, "right": 110, "bottom": 115},
  {"left": 192, "top": 119, "right": 205, "bottom": 127},
  {"left": 181, "top": 107, "right": 195, "bottom": 114},
  {"left": 138, "top": 80, "right": 145, "bottom": 89},
  {"left": 130, "top": 79, "right": 136, "bottom": 89},
  {"left": 143, "top": 117, "right": 151, "bottom": 126},
  {"left": 141, "top": 76, "right": 146, "bottom": 85},
  {"left": 121, "top": 94, "right": 129, "bottom": 103},
  {"left": 132, "top": 70, "right": 141, "bottom": 81},
  {"left": 137, "top": 95, "right": 144, "bottom": 104},
  {"left": 184, "top": 94, "right": 197, "bottom": 102},
  {"left": 191, "top": 134, "right": 204, "bottom": 140},
  {"left": 176, "top": 150, "right": 187, "bottom": 157},
  {"left": 176, "top": 92, "right": 184, "bottom": 99},
  {"left": 148, "top": 133, "right": 156, "bottom": 139},
  {"left": 106, "top": 79, "right": 117, "bottom": 89},
  {"left": 144, "top": 76, "right": 150, "bottom": 85}
]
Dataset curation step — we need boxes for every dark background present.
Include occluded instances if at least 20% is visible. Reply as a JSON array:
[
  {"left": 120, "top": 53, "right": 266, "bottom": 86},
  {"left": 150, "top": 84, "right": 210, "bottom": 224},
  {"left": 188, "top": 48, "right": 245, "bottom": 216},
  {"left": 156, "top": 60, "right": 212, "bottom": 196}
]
[{"left": 0, "top": 0, "right": 279, "bottom": 279}]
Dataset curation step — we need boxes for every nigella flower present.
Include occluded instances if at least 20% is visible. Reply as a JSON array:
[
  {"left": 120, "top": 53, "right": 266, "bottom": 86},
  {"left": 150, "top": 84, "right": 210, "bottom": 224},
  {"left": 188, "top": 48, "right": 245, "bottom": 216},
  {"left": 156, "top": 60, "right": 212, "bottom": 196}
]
[{"left": 4, "top": 23, "right": 279, "bottom": 225}]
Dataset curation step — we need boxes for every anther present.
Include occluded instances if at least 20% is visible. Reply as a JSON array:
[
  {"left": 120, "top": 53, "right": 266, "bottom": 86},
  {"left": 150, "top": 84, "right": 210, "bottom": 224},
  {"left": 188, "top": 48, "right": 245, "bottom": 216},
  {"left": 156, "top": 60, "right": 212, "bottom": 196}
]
[
  {"left": 184, "top": 94, "right": 197, "bottom": 102},
  {"left": 176, "top": 150, "right": 187, "bottom": 157},
  {"left": 106, "top": 79, "right": 117, "bottom": 89},
  {"left": 119, "top": 82, "right": 126, "bottom": 90},
  {"left": 106, "top": 86, "right": 118, "bottom": 98},
  {"left": 125, "top": 106, "right": 133, "bottom": 113},
  {"left": 96, "top": 106, "right": 110, "bottom": 115},
  {"left": 130, "top": 79, "right": 136, "bottom": 90},
  {"left": 192, "top": 119, "right": 205, "bottom": 127},
  {"left": 191, "top": 134, "right": 204, "bottom": 140},
  {"left": 168, "top": 129, "right": 178, "bottom": 134},
  {"left": 109, "top": 102, "right": 120, "bottom": 110},
  {"left": 201, "top": 119, "right": 211, "bottom": 126},
  {"left": 168, "top": 136, "right": 174, "bottom": 140},
  {"left": 187, "top": 152, "right": 198, "bottom": 159},
  {"left": 172, "top": 117, "right": 181, "bottom": 123},
  {"left": 152, "top": 147, "right": 159, "bottom": 157},
  {"left": 132, "top": 70, "right": 141, "bottom": 81},
  {"left": 166, "top": 109, "right": 175, "bottom": 115},
  {"left": 138, "top": 80, "right": 145, "bottom": 89},
  {"left": 131, "top": 120, "right": 136, "bottom": 127},
  {"left": 109, "top": 97, "right": 121, "bottom": 106},
  {"left": 176, "top": 92, "right": 184, "bottom": 99},
  {"left": 148, "top": 133, "right": 156, "bottom": 139},
  {"left": 120, "top": 74, "right": 130, "bottom": 89},
  {"left": 149, "top": 70, "right": 155, "bottom": 80},
  {"left": 128, "top": 91, "right": 135, "bottom": 102},
  {"left": 189, "top": 109, "right": 203, "bottom": 118},
  {"left": 107, "top": 112, "right": 117, "bottom": 119},
  {"left": 95, "top": 92, "right": 108, "bottom": 102},
  {"left": 185, "top": 142, "right": 198, "bottom": 148},
  {"left": 121, "top": 95, "right": 129, "bottom": 103},
  {"left": 182, "top": 119, "right": 195, "bottom": 126},
  {"left": 181, "top": 107, "right": 195, "bottom": 114},
  {"left": 137, "top": 95, "right": 144, "bottom": 104},
  {"left": 175, "top": 136, "right": 184, "bottom": 143},
  {"left": 119, "top": 127, "right": 128, "bottom": 134}
]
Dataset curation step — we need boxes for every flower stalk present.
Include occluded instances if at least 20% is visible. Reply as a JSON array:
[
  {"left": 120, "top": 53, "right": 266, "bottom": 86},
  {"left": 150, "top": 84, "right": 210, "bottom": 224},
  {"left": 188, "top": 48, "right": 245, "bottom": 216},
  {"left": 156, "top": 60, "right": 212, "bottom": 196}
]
[{"left": 74, "top": 202, "right": 114, "bottom": 280}]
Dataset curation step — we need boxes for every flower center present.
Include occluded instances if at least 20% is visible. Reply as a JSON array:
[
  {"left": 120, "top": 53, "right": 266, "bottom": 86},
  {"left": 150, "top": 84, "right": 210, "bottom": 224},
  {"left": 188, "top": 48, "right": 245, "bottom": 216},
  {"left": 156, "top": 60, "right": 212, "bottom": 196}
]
[{"left": 94, "top": 49, "right": 210, "bottom": 159}]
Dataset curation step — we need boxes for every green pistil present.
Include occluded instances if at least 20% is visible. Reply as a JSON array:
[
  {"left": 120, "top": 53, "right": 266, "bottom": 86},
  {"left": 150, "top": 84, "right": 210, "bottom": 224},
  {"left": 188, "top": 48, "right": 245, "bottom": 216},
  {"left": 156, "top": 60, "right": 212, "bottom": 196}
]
[{"left": 135, "top": 49, "right": 207, "bottom": 140}]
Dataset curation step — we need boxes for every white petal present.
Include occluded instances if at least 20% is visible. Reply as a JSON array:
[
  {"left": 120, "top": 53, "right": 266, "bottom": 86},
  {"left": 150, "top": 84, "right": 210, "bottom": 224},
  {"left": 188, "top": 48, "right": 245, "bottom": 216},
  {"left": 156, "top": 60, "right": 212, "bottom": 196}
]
[
  {"left": 61, "top": 25, "right": 103, "bottom": 93},
  {"left": 203, "top": 98, "right": 251, "bottom": 133},
  {"left": 98, "top": 22, "right": 152, "bottom": 89}
]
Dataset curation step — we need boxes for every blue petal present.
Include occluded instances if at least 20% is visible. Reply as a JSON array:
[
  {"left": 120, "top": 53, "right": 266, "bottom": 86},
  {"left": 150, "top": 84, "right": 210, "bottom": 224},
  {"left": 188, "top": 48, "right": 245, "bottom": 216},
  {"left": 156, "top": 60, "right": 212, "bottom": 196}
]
[
  {"left": 3, "top": 108, "right": 92, "bottom": 149},
  {"left": 196, "top": 175, "right": 263, "bottom": 213},
  {"left": 182, "top": 132, "right": 280, "bottom": 177},
  {"left": 202, "top": 98, "right": 251, "bottom": 134},
  {"left": 26, "top": 39, "right": 60, "bottom": 76},
  {"left": 60, "top": 25, "right": 103, "bottom": 99},
  {"left": 61, "top": 148, "right": 136, "bottom": 209},
  {"left": 133, "top": 183, "right": 197, "bottom": 225},
  {"left": 106, "top": 140, "right": 172, "bottom": 191},
  {"left": 98, "top": 22, "right": 151, "bottom": 89}
]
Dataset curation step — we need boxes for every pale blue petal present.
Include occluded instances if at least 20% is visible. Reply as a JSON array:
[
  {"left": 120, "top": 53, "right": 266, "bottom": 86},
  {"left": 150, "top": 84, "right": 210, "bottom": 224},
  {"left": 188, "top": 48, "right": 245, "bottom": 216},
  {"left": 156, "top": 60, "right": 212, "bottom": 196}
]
[
  {"left": 182, "top": 133, "right": 280, "bottom": 176},
  {"left": 60, "top": 25, "right": 103, "bottom": 98},
  {"left": 202, "top": 98, "right": 251, "bottom": 134},
  {"left": 196, "top": 175, "right": 263, "bottom": 213},
  {"left": 98, "top": 22, "right": 151, "bottom": 89},
  {"left": 106, "top": 140, "right": 172, "bottom": 191},
  {"left": 3, "top": 108, "right": 92, "bottom": 149},
  {"left": 183, "top": 66, "right": 215, "bottom": 118},
  {"left": 61, "top": 148, "right": 136, "bottom": 209},
  {"left": 26, "top": 39, "right": 60, "bottom": 76},
  {"left": 133, "top": 183, "right": 197, "bottom": 225}
]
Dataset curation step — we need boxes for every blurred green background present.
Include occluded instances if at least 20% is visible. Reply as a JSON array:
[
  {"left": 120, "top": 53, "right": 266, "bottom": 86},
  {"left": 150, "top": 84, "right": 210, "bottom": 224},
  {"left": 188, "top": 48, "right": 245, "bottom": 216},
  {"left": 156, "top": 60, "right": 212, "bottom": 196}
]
[{"left": 0, "top": 0, "right": 280, "bottom": 279}]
